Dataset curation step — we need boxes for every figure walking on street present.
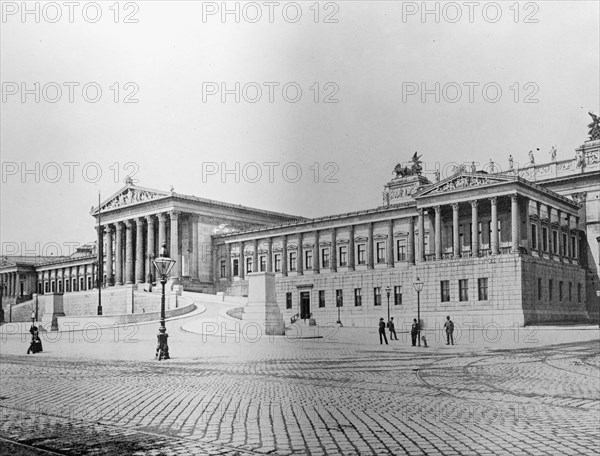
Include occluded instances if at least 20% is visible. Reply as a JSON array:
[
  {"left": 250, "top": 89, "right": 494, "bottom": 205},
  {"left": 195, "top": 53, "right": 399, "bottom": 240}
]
[
  {"left": 379, "top": 318, "right": 388, "bottom": 345},
  {"left": 444, "top": 315, "right": 454, "bottom": 345},
  {"left": 388, "top": 317, "right": 398, "bottom": 340},
  {"left": 411, "top": 318, "right": 419, "bottom": 346}
]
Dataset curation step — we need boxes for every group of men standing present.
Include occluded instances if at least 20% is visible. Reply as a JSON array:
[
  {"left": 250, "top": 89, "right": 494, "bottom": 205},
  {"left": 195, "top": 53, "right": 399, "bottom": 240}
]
[{"left": 378, "top": 315, "right": 455, "bottom": 346}]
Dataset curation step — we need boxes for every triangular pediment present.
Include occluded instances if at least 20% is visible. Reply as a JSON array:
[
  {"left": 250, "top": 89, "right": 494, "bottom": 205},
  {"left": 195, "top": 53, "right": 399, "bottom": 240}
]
[
  {"left": 92, "top": 185, "right": 170, "bottom": 215},
  {"left": 414, "top": 173, "right": 516, "bottom": 197}
]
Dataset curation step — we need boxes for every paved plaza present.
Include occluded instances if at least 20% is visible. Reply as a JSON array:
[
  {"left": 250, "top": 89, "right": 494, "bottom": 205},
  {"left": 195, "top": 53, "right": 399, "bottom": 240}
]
[{"left": 0, "top": 297, "right": 599, "bottom": 455}]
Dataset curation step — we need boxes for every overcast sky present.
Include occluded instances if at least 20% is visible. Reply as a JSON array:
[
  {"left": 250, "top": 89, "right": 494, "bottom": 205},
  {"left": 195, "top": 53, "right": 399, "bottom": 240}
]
[{"left": 1, "top": 1, "right": 599, "bottom": 256}]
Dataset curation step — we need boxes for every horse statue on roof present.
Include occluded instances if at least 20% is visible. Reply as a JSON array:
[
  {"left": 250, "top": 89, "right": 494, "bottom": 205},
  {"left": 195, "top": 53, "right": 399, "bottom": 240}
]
[{"left": 394, "top": 152, "right": 423, "bottom": 178}]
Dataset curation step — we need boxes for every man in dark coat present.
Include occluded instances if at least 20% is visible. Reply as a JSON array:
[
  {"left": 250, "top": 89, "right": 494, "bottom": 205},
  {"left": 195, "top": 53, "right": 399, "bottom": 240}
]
[
  {"left": 410, "top": 319, "right": 419, "bottom": 346},
  {"left": 378, "top": 318, "right": 388, "bottom": 345},
  {"left": 388, "top": 317, "right": 398, "bottom": 340},
  {"left": 444, "top": 315, "right": 455, "bottom": 345}
]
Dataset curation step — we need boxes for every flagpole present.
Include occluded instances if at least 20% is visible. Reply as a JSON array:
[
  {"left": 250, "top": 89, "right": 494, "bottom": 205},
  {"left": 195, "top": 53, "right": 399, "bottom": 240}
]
[{"left": 97, "top": 191, "right": 103, "bottom": 315}]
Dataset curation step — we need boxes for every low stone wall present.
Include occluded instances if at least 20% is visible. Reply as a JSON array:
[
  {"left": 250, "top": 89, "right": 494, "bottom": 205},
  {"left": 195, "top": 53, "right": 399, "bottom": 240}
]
[{"left": 53, "top": 299, "right": 196, "bottom": 331}]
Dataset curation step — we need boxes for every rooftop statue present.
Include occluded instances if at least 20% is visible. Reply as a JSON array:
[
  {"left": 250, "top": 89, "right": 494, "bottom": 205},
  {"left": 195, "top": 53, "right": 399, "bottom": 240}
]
[
  {"left": 588, "top": 111, "right": 600, "bottom": 140},
  {"left": 394, "top": 152, "right": 423, "bottom": 178}
]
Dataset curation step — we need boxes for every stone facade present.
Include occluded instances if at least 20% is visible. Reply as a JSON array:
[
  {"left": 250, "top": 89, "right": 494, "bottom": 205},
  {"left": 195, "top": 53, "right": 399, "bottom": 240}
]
[{"left": 2, "top": 137, "right": 598, "bottom": 328}]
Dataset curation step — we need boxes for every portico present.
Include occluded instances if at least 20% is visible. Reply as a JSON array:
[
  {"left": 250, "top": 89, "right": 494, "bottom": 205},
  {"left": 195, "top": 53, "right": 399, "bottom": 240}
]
[{"left": 90, "top": 181, "right": 302, "bottom": 292}]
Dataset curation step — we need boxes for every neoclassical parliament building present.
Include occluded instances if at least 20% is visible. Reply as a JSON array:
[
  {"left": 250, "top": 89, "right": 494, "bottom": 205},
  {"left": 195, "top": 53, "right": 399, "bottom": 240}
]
[{"left": 2, "top": 126, "right": 599, "bottom": 329}]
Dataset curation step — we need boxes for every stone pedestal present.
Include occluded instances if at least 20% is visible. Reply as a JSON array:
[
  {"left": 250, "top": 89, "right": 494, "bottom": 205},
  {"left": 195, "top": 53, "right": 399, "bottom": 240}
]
[
  {"left": 41, "top": 292, "right": 65, "bottom": 331},
  {"left": 382, "top": 174, "right": 430, "bottom": 207},
  {"left": 242, "top": 272, "right": 285, "bottom": 336}
]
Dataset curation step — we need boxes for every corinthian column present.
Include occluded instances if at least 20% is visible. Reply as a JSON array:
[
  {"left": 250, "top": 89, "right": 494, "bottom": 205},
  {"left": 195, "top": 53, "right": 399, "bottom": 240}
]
[
  {"left": 136, "top": 217, "right": 145, "bottom": 283},
  {"left": 115, "top": 222, "right": 124, "bottom": 285},
  {"left": 491, "top": 197, "right": 499, "bottom": 254},
  {"left": 106, "top": 225, "right": 114, "bottom": 286},
  {"left": 471, "top": 200, "right": 479, "bottom": 257},
  {"left": 170, "top": 211, "right": 181, "bottom": 279},
  {"left": 146, "top": 215, "right": 155, "bottom": 282},
  {"left": 511, "top": 195, "right": 520, "bottom": 253},
  {"left": 125, "top": 219, "right": 134, "bottom": 284},
  {"left": 435, "top": 206, "right": 442, "bottom": 260}
]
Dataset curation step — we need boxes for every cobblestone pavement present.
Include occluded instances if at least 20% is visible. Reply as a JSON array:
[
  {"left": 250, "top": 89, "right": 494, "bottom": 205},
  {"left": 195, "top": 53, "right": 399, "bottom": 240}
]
[{"left": 1, "top": 306, "right": 599, "bottom": 455}]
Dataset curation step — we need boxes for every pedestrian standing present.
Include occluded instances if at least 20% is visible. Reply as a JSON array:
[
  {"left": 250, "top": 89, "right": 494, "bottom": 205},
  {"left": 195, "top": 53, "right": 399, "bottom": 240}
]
[
  {"left": 388, "top": 317, "right": 398, "bottom": 340},
  {"left": 444, "top": 316, "right": 454, "bottom": 345},
  {"left": 378, "top": 318, "right": 388, "bottom": 345},
  {"left": 410, "top": 318, "right": 419, "bottom": 346}
]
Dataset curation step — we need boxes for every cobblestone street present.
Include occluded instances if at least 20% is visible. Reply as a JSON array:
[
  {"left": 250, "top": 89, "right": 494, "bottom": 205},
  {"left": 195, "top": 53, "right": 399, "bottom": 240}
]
[{"left": 1, "top": 303, "right": 599, "bottom": 455}]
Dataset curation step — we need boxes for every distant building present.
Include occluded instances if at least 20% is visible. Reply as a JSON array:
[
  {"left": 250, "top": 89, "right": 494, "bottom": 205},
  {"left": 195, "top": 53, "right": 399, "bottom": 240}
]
[{"left": 2, "top": 132, "right": 598, "bottom": 329}]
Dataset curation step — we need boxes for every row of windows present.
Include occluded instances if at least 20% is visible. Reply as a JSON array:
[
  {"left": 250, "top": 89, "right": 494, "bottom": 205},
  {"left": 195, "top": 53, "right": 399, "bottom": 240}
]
[
  {"left": 224, "top": 241, "right": 425, "bottom": 277},
  {"left": 440, "top": 278, "right": 488, "bottom": 302},
  {"left": 531, "top": 224, "right": 577, "bottom": 257},
  {"left": 537, "top": 278, "right": 582, "bottom": 302},
  {"left": 39, "top": 276, "right": 94, "bottom": 293},
  {"left": 285, "top": 286, "right": 403, "bottom": 309}
]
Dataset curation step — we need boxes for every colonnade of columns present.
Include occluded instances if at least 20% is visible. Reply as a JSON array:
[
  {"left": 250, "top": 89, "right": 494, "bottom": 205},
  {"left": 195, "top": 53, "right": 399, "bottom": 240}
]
[
  {"left": 423, "top": 194, "right": 525, "bottom": 259},
  {"left": 101, "top": 210, "right": 199, "bottom": 286},
  {"left": 0, "top": 271, "right": 20, "bottom": 297},
  {"left": 422, "top": 195, "right": 580, "bottom": 261}
]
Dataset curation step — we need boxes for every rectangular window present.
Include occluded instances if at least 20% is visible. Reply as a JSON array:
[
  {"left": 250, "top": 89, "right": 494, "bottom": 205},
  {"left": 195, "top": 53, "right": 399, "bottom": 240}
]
[
  {"left": 220, "top": 260, "right": 226, "bottom": 277},
  {"left": 459, "top": 279, "right": 469, "bottom": 302},
  {"left": 376, "top": 242, "right": 386, "bottom": 263},
  {"left": 289, "top": 252, "right": 297, "bottom": 272},
  {"left": 571, "top": 236, "right": 577, "bottom": 258},
  {"left": 577, "top": 283, "right": 582, "bottom": 303},
  {"left": 319, "top": 290, "right": 325, "bottom": 308},
  {"left": 79, "top": 277, "right": 84, "bottom": 291},
  {"left": 233, "top": 259, "right": 239, "bottom": 276},
  {"left": 260, "top": 256, "right": 266, "bottom": 272},
  {"left": 531, "top": 223, "right": 537, "bottom": 250},
  {"left": 396, "top": 240, "right": 406, "bottom": 262},
  {"left": 357, "top": 244, "right": 366, "bottom": 265},
  {"left": 246, "top": 257, "right": 253, "bottom": 274},
  {"left": 394, "top": 285, "right": 402, "bottom": 305},
  {"left": 549, "top": 279, "right": 553, "bottom": 300},
  {"left": 322, "top": 248, "right": 330, "bottom": 268},
  {"left": 542, "top": 227, "right": 548, "bottom": 252},
  {"left": 339, "top": 246, "right": 347, "bottom": 267},
  {"left": 354, "top": 288, "right": 362, "bottom": 306},
  {"left": 440, "top": 280, "right": 450, "bottom": 302},
  {"left": 374, "top": 287, "right": 381, "bottom": 306},
  {"left": 336, "top": 289, "right": 343, "bottom": 307},
  {"left": 569, "top": 282, "right": 572, "bottom": 302},
  {"left": 552, "top": 230, "right": 558, "bottom": 254},
  {"left": 274, "top": 254, "right": 281, "bottom": 272},
  {"left": 66, "top": 280, "right": 71, "bottom": 292},
  {"left": 559, "top": 281, "right": 563, "bottom": 301},
  {"left": 87, "top": 276, "right": 92, "bottom": 290},
  {"left": 478, "top": 278, "right": 488, "bottom": 301},
  {"left": 538, "top": 278, "right": 542, "bottom": 300},
  {"left": 305, "top": 250, "right": 312, "bottom": 270},
  {"left": 286, "top": 292, "right": 292, "bottom": 309},
  {"left": 562, "top": 233, "right": 567, "bottom": 255}
]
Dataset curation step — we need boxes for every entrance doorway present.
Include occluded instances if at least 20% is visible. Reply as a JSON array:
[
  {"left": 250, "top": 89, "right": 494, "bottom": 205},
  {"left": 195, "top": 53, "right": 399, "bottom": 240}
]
[{"left": 300, "top": 291, "right": 311, "bottom": 319}]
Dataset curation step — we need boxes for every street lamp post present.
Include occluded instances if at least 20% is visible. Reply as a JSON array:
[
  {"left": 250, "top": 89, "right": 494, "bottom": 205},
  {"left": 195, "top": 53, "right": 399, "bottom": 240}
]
[
  {"left": 30, "top": 310, "right": 36, "bottom": 342},
  {"left": 413, "top": 277, "right": 424, "bottom": 347},
  {"left": 152, "top": 243, "right": 176, "bottom": 361},
  {"left": 385, "top": 286, "right": 391, "bottom": 324}
]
